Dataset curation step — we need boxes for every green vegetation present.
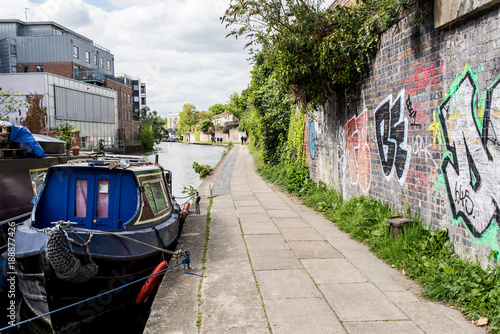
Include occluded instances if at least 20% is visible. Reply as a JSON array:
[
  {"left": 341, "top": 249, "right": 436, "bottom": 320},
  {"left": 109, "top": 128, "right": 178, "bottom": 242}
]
[
  {"left": 223, "top": 0, "right": 422, "bottom": 108},
  {"left": 227, "top": 141, "right": 234, "bottom": 150},
  {"left": 0, "top": 87, "right": 28, "bottom": 122},
  {"left": 258, "top": 160, "right": 500, "bottom": 332},
  {"left": 192, "top": 161, "right": 213, "bottom": 179},
  {"left": 52, "top": 122, "right": 75, "bottom": 149}
]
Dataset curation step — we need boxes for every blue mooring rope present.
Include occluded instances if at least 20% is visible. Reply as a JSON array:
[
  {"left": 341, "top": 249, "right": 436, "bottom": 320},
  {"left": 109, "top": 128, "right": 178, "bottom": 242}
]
[{"left": 0, "top": 251, "right": 203, "bottom": 332}]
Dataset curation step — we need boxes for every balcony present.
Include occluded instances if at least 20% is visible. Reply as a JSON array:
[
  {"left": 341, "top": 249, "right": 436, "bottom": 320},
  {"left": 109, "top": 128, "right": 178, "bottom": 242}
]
[{"left": 74, "top": 71, "right": 106, "bottom": 85}]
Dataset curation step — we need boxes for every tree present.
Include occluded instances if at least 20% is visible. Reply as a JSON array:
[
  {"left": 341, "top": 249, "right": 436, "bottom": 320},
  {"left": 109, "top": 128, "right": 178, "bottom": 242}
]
[
  {"left": 138, "top": 125, "right": 154, "bottom": 149},
  {"left": 177, "top": 103, "right": 198, "bottom": 134},
  {"left": 0, "top": 87, "right": 27, "bottom": 121},
  {"left": 222, "top": 0, "right": 418, "bottom": 107},
  {"left": 208, "top": 103, "right": 230, "bottom": 116},
  {"left": 19, "top": 94, "right": 47, "bottom": 134}
]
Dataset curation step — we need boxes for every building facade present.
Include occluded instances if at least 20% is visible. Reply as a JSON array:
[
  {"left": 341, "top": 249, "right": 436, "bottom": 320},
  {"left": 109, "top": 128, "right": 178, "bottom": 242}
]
[{"left": 0, "top": 72, "right": 117, "bottom": 148}]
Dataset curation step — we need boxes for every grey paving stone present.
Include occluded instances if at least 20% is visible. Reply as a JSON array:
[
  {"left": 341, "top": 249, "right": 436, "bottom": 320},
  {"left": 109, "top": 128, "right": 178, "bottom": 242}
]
[
  {"left": 266, "top": 298, "right": 346, "bottom": 334},
  {"left": 238, "top": 213, "right": 273, "bottom": 224},
  {"left": 241, "top": 221, "right": 280, "bottom": 235},
  {"left": 267, "top": 209, "right": 301, "bottom": 218},
  {"left": 288, "top": 240, "right": 343, "bottom": 259},
  {"left": 245, "top": 234, "right": 289, "bottom": 251},
  {"left": 279, "top": 227, "right": 325, "bottom": 241},
  {"left": 320, "top": 283, "right": 409, "bottom": 322},
  {"left": 249, "top": 249, "right": 302, "bottom": 270},
  {"left": 256, "top": 269, "right": 322, "bottom": 300},
  {"left": 236, "top": 205, "right": 267, "bottom": 214},
  {"left": 272, "top": 217, "right": 311, "bottom": 228},
  {"left": 344, "top": 320, "right": 424, "bottom": 334},
  {"left": 301, "top": 258, "right": 368, "bottom": 284},
  {"left": 396, "top": 301, "right": 485, "bottom": 334}
]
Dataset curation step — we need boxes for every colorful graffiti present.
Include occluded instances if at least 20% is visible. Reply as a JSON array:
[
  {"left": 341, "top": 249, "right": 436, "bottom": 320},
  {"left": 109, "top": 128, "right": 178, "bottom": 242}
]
[
  {"left": 438, "top": 66, "right": 500, "bottom": 248},
  {"left": 309, "top": 120, "right": 316, "bottom": 160},
  {"left": 374, "top": 90, "right": 411, "bottom": 186},
  {"left": 345, "top": 109, "right": 371, "bottom": 192},
  {"left": 407, "top": 59, "right": 444, "bottom": 94}
]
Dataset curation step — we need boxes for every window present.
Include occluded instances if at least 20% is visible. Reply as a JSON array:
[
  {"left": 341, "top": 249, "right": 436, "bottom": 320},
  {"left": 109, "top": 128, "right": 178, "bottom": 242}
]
[
  {"left": 75, "top": 179, "right": 88, "bottom": 217},
  {"left": 107, "top": 60, "right": 111, "bottom": 71},
  {"left": 143, "top": 180, "right": 169, "bottom": 215},
  {"left": 133, "top": 96, "right": 139, "bottom": 102},
  {"left": 100, "top": 57, "right": 104, "bottom": 68},
  {"left": 11, "top": 66, "right": 17, "bottom": 73},
  {"left": 23, "top": 66, "right": 29, "bottom": 73},
  {"left": 85, "top": 51, "right": 90, "bottom": 63},
  {"left": 35, "top": 65, "right": 43, "bottom": 72},
  {"left": 73, "top": 45, "right": 79, "bottom": 58},
  {"left": 93, "top": 54, "right": 97, "bottom": 66},
  {"left": 10, "top": 45, "right": 16, "bottom": 55},
  {"left": 96, "top": 179, "right": 109, "bottom": 218}
]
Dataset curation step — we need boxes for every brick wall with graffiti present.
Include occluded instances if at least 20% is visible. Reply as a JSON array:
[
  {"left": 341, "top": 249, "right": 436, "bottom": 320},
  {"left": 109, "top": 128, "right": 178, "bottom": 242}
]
[{"left": 305, "top": 3, "right": 500, "bottom": 265}]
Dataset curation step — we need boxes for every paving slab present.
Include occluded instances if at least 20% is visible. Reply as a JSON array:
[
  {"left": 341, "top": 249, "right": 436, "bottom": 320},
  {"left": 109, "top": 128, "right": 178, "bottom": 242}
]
[
  {"left": 245, "top": 234, "right": 289, "bottom": 251},
  {"left": 265, "top": 298, "right": 346, "bottom": 334},
  {"left": 240, "top": 221, "right": 280, "bottom": 235},
  {"left": 320, "top": 282, "right": 409, "bottom": 322},
  {"left": 249, "top": 249, "right": 302, "bottom": 270},
  {"left": 256, "top": 269, "right": 323, "bottom": 299},
  {"left": 343, "top": 320, "right": 424, "bottom": 334},
  {"left": 266, "top": 209, "right": 301, "bottom": 218},
  {"left": 238, "top": 212, "right": 274, "bottom": 224},
  {"left": 288, "top": 240, "right": 343, "bottom": 259},
  {"left": 279, "top": 227, "right": 325, "bottom": 241},
  {"left": 301, "top": 258, "right": 368, "bottom": 284},
  {"left": 272, "top": 217, "right": 311, "bottom": 228}
]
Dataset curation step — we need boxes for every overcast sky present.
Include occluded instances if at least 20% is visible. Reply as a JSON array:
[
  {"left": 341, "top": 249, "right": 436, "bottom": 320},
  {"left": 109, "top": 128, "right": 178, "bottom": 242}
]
[{"left": 1, "top": 0, "right": 252, "bottom": 117}]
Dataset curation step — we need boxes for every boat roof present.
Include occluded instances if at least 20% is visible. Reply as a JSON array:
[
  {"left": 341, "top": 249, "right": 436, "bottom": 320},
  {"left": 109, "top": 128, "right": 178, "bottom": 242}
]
[{"left": 54, "top": 157, "right": 162, "bottom": 173}]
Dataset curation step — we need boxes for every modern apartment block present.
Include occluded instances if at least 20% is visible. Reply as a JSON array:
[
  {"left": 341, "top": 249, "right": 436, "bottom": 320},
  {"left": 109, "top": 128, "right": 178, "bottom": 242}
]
[
  {"left": 0, "top": 19, "right": 114, "bottom": 82},
  {"left": 131, "top": 79, "right": 146, "bottom": 121}
]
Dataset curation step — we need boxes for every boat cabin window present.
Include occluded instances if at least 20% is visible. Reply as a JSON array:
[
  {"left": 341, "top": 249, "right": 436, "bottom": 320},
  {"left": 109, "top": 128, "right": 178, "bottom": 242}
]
[
  {"left": 96, "top": 179, "right": 109, "bottom": 218},
  {"left": 75, "top": 179, "right": 88, "bottom": 217},
  {"left": 143, "top": 180, "right": 169, "bottom": 215}
]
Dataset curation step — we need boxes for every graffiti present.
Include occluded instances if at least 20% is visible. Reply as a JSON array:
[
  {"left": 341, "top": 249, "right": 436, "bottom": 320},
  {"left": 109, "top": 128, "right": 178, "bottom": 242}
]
[
  {"left": 407, "top": 59, "right": 444, "bottom": 94},
  {"left": 429, "top": 110, "right": 442, "bottom": 145},
  {"left": 438, "top": 66, "right": 500, "bottom": 242},
  {"left": 407, "top": 167, "right": 432, "bottom": 188},
  {"left": 345, "top": 109, "right": 371, "bottom": 192},
  {"left": 336, "top": 127, "right": 347, "bottom": 186},
  {"left": 406, "top": 95, "right": 427, "bottom": 128},
  {"left": 408, "top": 135, "right": 438, "bottom": 169},
  {"left": 309, "top": 120, "right": 316, "bottom": 160},
  {"left": 374, "top": 90, "right": 411, "bottom": 186}
]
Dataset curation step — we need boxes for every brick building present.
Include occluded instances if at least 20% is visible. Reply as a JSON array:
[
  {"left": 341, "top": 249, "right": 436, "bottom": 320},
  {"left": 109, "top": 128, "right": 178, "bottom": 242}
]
[{"left": 305, "top": 0, "right": 500, "bottom": 266}]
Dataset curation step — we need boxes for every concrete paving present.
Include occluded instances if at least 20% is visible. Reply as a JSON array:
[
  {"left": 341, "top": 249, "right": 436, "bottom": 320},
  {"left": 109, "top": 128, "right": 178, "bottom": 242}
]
[{"left": 145, "top": 145, "right": 486, "bottom": 334}]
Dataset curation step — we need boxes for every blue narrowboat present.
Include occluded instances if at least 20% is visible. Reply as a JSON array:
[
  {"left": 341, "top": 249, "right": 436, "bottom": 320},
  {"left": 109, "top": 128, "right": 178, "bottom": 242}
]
[{"left": 13, "top": 157, "right": 188, "bottom": 333}]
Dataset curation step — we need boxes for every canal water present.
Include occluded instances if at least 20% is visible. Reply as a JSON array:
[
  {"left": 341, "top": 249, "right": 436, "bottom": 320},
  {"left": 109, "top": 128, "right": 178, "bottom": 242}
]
[{"left": 146, "top": 142, "right": 227, "bottom": 198}]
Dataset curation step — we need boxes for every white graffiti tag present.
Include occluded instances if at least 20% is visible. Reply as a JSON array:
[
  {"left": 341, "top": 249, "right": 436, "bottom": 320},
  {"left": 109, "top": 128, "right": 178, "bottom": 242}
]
[{"left": 439, "top": 71, "right": 500, "bottom": 237}]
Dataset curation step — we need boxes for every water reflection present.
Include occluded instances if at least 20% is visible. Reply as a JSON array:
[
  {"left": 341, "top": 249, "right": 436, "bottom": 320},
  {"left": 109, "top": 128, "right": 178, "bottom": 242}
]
[{"left": 146, "top": 142, "right": 227, "bottom": 197}]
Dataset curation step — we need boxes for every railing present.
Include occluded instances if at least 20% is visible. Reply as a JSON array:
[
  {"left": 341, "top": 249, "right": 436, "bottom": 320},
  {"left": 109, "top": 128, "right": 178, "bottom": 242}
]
[
  {"left": 73, "top": 71, "right": 106, "bottom": 83},
  {"left": 80, "top": 137, "right": 124, "bottom": 151}
]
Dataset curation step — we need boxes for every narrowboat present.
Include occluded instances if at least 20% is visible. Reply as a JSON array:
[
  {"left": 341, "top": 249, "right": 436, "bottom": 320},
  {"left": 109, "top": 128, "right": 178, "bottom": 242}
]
[{"left": 13, "top": 157, "right": 189, "bottom": 333}]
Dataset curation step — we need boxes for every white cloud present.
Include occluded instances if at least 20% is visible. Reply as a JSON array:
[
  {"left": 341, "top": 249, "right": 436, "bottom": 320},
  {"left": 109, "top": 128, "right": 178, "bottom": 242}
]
[{"left": 0, "top": 0, "right": 251, "bottom": 115}]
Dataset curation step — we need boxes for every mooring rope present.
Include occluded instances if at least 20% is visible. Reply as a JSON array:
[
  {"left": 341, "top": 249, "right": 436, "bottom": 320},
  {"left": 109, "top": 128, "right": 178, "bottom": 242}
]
[
  {"left": 0, "top": 252, "right": 202, "bottom": 332},
  {"left": 65, "top": 226, "right": 184, "bottom": 257}
]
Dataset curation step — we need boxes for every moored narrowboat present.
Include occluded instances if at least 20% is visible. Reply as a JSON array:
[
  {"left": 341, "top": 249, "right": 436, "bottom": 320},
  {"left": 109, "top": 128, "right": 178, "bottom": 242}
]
[{"left": 13, "top": 157, "right": 188, "bottom": 333}]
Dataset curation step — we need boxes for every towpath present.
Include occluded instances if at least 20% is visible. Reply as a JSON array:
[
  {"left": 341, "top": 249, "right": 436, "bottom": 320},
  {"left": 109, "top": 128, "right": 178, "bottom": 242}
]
[{"left": 145, "top": 145, "right": 485, "bottom": 334}]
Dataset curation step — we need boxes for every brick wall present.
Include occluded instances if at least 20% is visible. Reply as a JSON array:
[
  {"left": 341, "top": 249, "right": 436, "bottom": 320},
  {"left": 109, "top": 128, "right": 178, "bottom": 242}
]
[
  {"left": 306, "top": 2, "right": 500, "bottom": 266},
  {"left": 17, "top": 62, "right": 73, "bottom": 78}
]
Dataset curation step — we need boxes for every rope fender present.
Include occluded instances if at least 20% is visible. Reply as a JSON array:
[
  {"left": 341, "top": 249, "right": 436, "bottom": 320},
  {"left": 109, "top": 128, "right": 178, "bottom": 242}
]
[{"left": 46, "top": 226, "right": 98, "bottom": 283}]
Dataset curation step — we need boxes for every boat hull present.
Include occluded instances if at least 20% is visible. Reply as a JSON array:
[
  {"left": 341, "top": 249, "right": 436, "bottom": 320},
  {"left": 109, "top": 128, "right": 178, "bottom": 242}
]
[{"left": 14, "top": 209, "right": 181, "bottom": 333}]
